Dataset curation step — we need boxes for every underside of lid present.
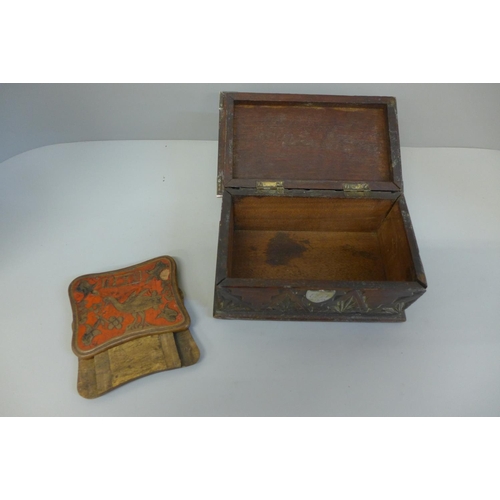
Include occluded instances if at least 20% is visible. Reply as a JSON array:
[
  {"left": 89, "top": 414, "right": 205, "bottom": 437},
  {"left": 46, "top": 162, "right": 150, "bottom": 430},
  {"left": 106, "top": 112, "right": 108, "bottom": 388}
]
[{"left": 218, "top": 92, "right": 403, "bottom": 194}]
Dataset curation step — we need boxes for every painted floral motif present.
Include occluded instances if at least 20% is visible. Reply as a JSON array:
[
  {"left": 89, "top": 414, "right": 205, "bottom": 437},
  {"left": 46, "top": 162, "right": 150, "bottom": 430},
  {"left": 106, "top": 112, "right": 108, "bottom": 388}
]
[
  {"left": 107, "top": 316, "right": 124, "bottom": 329},
  {"left": 71, "top": 258, "right": 184, "bottom": 352},
  {"left": 215, "top": 287, "right": 254, "bottom": 313}
]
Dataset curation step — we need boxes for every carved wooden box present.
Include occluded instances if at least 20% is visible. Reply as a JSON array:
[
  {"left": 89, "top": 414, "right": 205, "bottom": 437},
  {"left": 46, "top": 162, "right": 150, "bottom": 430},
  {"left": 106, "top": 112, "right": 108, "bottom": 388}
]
[{"left": 214, "top": 92, "right": 427, "bottom": 321}]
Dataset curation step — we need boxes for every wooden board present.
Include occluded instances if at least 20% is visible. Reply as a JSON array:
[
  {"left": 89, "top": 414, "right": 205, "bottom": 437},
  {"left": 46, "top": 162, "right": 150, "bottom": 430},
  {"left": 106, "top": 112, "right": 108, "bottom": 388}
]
[
  {"left": 233, "top": 195, "right": 395, "bottom": 232},
  {"left": 233, "top": 104, "right": 391, "bottom": 182},
  {"left": 77, "top": 330, "right": 200, "bottom": 399},
  {"left": 231, "top": 230, "right": 386, "bottom": 281}
]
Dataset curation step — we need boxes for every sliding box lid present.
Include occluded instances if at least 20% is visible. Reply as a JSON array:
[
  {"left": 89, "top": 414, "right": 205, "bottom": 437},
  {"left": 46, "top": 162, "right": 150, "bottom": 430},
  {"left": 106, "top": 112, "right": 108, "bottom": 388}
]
[{"left": 217, "top": 92, "right": 403, "bottom": 194}]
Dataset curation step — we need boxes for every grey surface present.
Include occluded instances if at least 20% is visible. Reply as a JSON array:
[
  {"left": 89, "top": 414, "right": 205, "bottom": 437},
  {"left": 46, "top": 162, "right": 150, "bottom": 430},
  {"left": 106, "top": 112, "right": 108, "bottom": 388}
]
[
  {"left": 0, "top": 140, "right": 499, "bottom": 416},
  {"left": 1, "top": 83, "right": 500, "bottom": 164}
]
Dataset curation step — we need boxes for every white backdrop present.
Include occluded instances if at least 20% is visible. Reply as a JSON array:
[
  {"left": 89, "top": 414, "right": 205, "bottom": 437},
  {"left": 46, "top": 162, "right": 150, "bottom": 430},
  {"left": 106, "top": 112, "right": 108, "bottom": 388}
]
[
  {"left": 1, "top": 141, "right": 499, "bottom": 416},
  {"left": 1, "top": 83, "right": 500, "bottom": 163}
]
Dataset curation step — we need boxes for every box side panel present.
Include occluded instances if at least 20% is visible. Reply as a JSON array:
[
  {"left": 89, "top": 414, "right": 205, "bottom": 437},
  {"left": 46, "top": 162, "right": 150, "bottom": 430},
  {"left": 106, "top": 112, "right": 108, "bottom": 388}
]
[
  {"left": 217, "top": 93, "right": 234, "bottom": 195},
  {"left": 215, "top": 190, "right": 234, "bottom": 285},
  {"left": 378, "top": 199, "right": 417, "bottom": 282},
  {"left": 398, "top": 195, "right": 427, "bottom": 288},
  {"left": 386, "top": 99, "right": 403, "bottom": 189}
]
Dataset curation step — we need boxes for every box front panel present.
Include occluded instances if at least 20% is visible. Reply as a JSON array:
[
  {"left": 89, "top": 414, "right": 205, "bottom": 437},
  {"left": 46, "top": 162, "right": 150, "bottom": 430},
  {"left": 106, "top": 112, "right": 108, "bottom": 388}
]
[{"left": 214, "top": 284, "right": 425, "bottom": 322}]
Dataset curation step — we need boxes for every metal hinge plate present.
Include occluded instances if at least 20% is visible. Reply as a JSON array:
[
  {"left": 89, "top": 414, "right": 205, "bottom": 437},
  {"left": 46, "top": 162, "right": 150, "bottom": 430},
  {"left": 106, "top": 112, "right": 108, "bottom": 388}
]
[
  {"left": 256, "top": 181, "right": 284, "bottom": 195},
  {"left": 343, "top": 183, "right": 371, "bottom": 197}
]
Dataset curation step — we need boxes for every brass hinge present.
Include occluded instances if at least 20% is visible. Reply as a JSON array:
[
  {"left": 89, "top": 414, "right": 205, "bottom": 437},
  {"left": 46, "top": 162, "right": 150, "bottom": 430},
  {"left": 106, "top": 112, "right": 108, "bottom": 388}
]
[
  {"left": 343, "top": 183, "right": 370, "bottom": 197},
  {"left": 256, "top": 181, "right": 284, "bottom": 195}
]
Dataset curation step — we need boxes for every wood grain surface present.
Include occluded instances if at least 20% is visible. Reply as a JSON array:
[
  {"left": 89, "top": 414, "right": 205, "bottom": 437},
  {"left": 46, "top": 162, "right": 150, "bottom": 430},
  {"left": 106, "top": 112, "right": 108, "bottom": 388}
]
[
  {"left": 233, "top": 104, "right": 391, "bottom": 182},
  {"left": 232, "top": 230, "right": 386, "bottom": 281},
  {"left": 77, "top": 330, "right": 199, "bottom": 399},
  {"left": 217, "top": 92, "right": 402, "bottom": 193}
]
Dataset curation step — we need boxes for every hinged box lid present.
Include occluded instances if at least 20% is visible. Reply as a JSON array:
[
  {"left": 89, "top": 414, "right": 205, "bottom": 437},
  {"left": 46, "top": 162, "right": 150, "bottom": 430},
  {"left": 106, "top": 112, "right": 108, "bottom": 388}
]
[{"left": 217, "top": 92, "right": 403, "bottom": 195}]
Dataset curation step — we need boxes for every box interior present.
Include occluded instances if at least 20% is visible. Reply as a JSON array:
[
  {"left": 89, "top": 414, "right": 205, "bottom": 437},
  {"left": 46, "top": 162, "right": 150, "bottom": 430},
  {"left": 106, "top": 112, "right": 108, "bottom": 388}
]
[{"left": 228, "top": 195, "right": 417, "bottom": 282}]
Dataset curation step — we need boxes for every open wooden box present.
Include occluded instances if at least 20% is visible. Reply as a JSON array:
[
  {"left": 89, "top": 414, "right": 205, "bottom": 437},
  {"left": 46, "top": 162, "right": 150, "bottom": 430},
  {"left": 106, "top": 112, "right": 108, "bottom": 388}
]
[{"left": 214, "top": 92, "right": 426, "bottom": 321}]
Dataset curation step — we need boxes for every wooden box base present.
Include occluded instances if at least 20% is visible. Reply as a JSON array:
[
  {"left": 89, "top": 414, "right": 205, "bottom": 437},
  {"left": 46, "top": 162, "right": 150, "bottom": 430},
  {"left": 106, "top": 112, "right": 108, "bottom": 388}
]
[{"left": 214, "top": 190, "right": 426, "bottom": 322}]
